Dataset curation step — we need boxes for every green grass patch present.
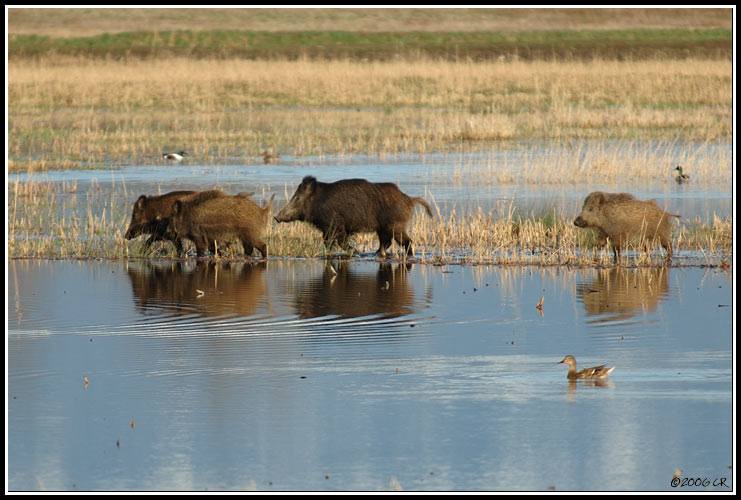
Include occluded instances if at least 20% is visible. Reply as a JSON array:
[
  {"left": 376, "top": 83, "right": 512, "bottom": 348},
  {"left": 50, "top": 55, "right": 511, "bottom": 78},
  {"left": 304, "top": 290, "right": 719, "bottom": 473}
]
[{"left": 8, "top": 28, "right": 732, "bottom": 61}]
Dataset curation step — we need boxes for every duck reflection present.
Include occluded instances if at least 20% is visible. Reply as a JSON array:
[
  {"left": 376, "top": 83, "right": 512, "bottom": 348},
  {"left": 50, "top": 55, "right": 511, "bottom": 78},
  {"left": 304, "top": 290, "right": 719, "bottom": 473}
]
[
  {"left": 290, "top": 261, "right": 422, "bottom": 320},
  {"left": 126, "top": 260, "right": 267, "bottom": 318},
  {"left": 564, "top": 379, "right": 615, "bottom": 400},
  {"left": 577, "top": 267, "right": 669, "bottom": 324}
]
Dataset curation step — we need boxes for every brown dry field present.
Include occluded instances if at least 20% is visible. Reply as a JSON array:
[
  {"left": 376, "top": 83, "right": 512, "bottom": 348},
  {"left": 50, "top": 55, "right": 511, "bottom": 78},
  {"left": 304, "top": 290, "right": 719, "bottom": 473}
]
[{"left": 7, "top": 7, "right": 733, "bottom": 37}]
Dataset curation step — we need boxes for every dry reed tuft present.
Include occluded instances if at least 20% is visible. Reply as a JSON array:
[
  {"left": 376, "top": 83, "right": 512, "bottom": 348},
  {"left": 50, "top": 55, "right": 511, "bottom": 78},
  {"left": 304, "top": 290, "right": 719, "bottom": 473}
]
[{"left": 7, "top": 180, "right": 732, "bottom": 266}]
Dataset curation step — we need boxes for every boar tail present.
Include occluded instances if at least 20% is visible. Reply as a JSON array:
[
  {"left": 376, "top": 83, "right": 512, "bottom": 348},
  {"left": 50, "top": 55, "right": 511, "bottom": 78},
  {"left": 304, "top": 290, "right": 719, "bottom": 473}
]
[{"left": 413, "top": 197, "right": 433, "bottom": 217}]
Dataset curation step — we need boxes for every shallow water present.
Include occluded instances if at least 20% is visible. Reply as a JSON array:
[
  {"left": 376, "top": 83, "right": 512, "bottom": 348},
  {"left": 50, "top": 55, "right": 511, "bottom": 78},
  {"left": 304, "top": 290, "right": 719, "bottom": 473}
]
[
  {"left": 8, "top": 142, "right": 733, "bottom": 221},
  {"left": 7, "top": 259, "right": 733, "bottom": 491}
]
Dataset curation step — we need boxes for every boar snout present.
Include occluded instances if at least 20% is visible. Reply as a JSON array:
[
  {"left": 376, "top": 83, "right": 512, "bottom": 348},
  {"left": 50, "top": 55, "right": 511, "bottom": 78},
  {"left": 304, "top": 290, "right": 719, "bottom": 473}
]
[{"left": 573, "top": 216, "right": 588, "bottom": 228}]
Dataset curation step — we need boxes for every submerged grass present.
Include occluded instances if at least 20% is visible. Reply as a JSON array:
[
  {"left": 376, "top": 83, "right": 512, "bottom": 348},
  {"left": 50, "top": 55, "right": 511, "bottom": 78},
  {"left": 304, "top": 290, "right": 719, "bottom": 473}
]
[{"left": 7, "top": 180, "right": 732, "bottom": 266}]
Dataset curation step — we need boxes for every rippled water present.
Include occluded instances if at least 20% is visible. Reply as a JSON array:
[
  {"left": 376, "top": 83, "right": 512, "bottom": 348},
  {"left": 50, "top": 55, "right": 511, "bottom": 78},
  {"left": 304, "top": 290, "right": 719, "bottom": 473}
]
[{"left": 7, "top": 259, "right": 733, "bottom": 491}]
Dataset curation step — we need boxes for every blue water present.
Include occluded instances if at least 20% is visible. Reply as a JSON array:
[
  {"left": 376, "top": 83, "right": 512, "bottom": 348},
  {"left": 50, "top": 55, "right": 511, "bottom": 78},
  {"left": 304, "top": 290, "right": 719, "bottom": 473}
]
[
  {"left": 7, "top": 259, "right": 734, "bottom": 491},
  {"left": 7, "top": 141, "right": 733, "bottom": 222}
]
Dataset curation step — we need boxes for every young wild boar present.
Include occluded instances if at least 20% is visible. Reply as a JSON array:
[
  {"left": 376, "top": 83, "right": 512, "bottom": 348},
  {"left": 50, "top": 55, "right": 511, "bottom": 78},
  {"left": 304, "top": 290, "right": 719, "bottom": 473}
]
[
  {"left": 274, "top": 176, "right": 433, "bottom": 257},
  {"left": 126, "top": 190, "right": 254, "bottom": 254},
  {"left": 126, "top": 190, "right": 203, "bottom": 253},
  {"left": 574, "top": 191, "right": 680, "bottom": 262},
  {"left": 170, "top": 192, "right": 275, "bottom": 258}
]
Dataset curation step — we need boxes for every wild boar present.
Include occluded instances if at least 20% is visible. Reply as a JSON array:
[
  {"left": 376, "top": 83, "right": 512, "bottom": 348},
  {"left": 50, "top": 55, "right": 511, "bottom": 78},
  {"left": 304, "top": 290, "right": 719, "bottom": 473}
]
[
  {"left": 126, "top": 190, "right": 202, "bottom": 253},
  {"left": 574, "top": 191, "right": 679, "bottom": 262},
  {"left": 170, "top": 192, "right": 275, "bottom": 258},
  {"left": 126, "top": 190, "right": 254, "bottom": 254},
  {"left": 589, "top": 193, "right": 636, "bottom": 250},
  {"left": 274, "top": 176, "right": 433, "bottom": 257}
]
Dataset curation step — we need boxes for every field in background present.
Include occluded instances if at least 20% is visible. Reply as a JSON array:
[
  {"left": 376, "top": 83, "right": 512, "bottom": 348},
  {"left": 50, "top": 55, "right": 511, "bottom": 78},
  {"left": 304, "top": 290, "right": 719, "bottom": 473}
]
[
  {"left": 8, "top": 8, "right": 733, "bottom": 37},
  {"left": 8, "top": 58, "right": 732, "bottom": 174}
]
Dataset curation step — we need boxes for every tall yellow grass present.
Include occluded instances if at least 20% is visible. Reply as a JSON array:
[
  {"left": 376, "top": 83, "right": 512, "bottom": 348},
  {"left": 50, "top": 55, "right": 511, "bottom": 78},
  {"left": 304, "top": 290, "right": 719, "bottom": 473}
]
[{"left": 8, "top": 57, "right": 732, "bottom": 172}]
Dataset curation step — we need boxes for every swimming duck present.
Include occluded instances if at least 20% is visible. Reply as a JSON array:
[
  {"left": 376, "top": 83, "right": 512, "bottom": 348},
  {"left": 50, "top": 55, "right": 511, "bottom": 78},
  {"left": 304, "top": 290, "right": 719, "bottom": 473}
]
[
  {"left": 674, "top": 165, "right": 690, "bottom": 184},
  {"left": 558, "top": 355, "right": 615, "bottom": 380},
  {"left": 262, "top": 150, "right": 280, "bottom": 164},
  {"left": 162, "top": 151, "right": 188, "bottom": 161}
]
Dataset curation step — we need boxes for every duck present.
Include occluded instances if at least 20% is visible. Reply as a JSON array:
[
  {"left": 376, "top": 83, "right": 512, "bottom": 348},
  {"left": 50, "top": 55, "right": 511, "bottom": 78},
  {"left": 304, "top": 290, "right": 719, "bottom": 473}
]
[
  {"left": 674, "top": 165, "right": 690, "bottom": 184},
  {"left": 162, "top": 151, "right": 188, "bottom": 161},
  {"left": 262, "top": 150, "right": 280, "bottom": 164},
  {"left": 558, "top": 355, "right": 615, "bottom": 380}
]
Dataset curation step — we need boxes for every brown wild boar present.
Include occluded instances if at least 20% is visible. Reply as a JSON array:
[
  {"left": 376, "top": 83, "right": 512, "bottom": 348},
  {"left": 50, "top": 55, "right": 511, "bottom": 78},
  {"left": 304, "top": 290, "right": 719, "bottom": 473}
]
[
  {"left": 126, "top": 190, "right": 254, "bottom": 254},
  {"left": 170, "top": 192, "right": 275, "bottom": 258},
  {"left": 589, "top": 193, "right": 636, "bottom": 250},
  {"left": 574, "top": 191, "right": 679, "bottom": 262},
  {"left": 274, "top": 176, "right": 433, "bottom": 257},
  {"left": 126, "top": 190, "right": 205, "bottom": 253}
]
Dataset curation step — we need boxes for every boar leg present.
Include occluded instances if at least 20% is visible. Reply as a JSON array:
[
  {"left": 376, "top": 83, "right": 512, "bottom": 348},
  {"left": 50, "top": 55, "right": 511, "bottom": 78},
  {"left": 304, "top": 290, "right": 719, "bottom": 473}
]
[
  {"left": 174, "top": 237, "right": 186, "bottom": 256},
  {"left": 393, "top": 230, "right": 414, "bottom": 256},
  {"left": 660, "top": 235, "right": 673, "bottom": 262},
  {"left": 253, "top": 239, "right": 268, "bottom": 259},
  {"left": 376, "top": 230, "right": 393, "bottom": 258},
  {"left": 194, "top": 237, "right": 210, "bottom": 257},
  {"left": 595, "top": 230, "right": 609, "bottom": 249},
  {"left": 611, "top": 243, "right": 621, "bottom": 263}
]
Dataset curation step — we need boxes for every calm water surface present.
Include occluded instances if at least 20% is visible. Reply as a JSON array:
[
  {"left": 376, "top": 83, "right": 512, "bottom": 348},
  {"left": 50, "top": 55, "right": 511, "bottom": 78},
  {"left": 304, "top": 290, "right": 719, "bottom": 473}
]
[
  {"left": 8, "top": 142, "right": 733, "bottom": 221},
  {"left": 7, "top": 259, "right": 733, "bottom": 491}
]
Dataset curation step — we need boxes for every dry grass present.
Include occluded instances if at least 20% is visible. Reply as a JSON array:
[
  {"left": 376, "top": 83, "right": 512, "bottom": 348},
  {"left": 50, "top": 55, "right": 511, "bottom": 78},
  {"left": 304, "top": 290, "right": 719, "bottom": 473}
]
[{"left": 8, "top": 57, "right": 732, "bottom": 172}]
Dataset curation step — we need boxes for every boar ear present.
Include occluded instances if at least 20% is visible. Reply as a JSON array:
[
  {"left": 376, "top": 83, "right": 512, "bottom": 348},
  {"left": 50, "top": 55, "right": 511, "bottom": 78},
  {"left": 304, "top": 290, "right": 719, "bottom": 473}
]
[
  {"left": 596, "top": 192, "right": 607, "bottom": 206},
  {"left": 135, "top": 195, "right": 147, "bottom": 210},
  {"left": 301, "top": 176, "right": 317, "bottom": 194},
  {"left": 172, "top": 200, "right": 183, "bottom": 215}
]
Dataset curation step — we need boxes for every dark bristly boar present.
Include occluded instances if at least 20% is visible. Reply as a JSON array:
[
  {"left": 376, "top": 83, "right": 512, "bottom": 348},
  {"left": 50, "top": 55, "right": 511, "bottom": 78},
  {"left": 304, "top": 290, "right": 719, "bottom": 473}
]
[
  {"left": 274, "top": 176, "right": 433, "bottom": 257},
  {"left": 574, "top": 191, "right": 680, "bottom": 262},
  {"left": 170, "top": 192, "right": 275, "bottom": 258}
]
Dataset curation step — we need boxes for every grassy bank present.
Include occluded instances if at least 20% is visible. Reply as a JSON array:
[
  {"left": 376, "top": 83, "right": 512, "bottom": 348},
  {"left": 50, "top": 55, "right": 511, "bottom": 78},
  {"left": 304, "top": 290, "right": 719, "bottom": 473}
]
[
  {"left": 8, "top": 57, "right": 732, "bottom": 173},
  {"left": 8, "top": 28, "right": 732, "bottom": 61},
  {"left": 7, "top": 180, "right": 733, "bottom": 266}
]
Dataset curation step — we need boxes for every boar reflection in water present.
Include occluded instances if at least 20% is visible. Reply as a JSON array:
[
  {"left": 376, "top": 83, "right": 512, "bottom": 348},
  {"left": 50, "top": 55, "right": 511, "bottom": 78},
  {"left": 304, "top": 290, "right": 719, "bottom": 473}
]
[
  {"left": 126, "top": 260, "right": 267, "bottom": 318},
  {"left": 577, "top": 268, "right": 669, "bottom": 324},
  {"left": 292, "top": 262, "right": 423, "bottom": 319}
]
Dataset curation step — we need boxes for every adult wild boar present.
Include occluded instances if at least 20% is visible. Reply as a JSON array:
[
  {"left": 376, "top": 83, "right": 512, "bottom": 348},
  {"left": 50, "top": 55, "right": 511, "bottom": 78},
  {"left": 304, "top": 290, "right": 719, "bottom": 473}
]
[
  {"left": 574, "top": 191, "right": 679, "bottom": 262},
  {"left": 170, "top": 191, "right": 275, "bottom": 258},
  {"left": 274, "top": 176, "right": 433, "bottom": 257}
]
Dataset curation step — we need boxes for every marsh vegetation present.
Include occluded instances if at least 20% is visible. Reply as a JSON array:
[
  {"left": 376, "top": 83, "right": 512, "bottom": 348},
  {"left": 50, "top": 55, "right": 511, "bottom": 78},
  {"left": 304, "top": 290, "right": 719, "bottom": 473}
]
[{"left": 6, "top": 8, "right": 733, "bottom": 265}]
